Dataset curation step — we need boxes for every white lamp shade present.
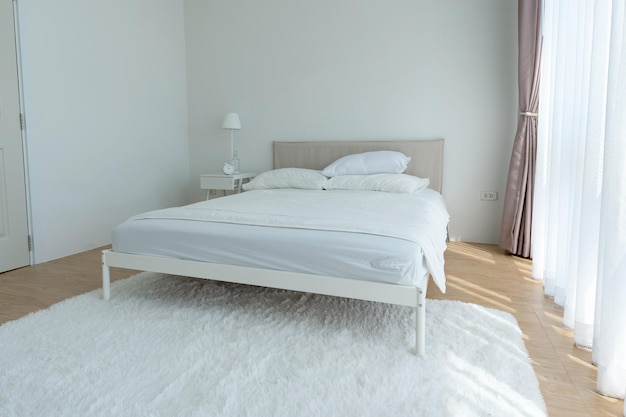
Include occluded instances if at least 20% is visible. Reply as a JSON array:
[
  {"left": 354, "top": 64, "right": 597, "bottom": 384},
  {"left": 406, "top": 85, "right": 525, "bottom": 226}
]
[{"left": 222, "top": 113, "right": 241, "bottom": 130}]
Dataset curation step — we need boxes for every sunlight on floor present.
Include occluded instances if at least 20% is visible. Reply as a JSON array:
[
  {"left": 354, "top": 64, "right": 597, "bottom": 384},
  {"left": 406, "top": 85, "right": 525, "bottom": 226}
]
[
  {"left": 447, "top": 275, "right": 512, "bottom": 303},
  {"left": 443, "top": 242, "right": 626, "bottom": 415},
  {"left": 567, "top": 353, "right": 596, "bottom": 371},
  {"left": 448, "top": 242, "right": 496, "bottom": 264},
  {"left": 590, "top": 391, "right": 622, "bottom": 404},
  {"left": 542, "top": 310, "right": 563, "bottom": 323},
  {"left": 447, "top": 276, "right": 516, "bottom": 314},
  {"left": 514, "top": 259, "right": 532, "bottom": 269},
  {"left": 522, "top": 276, "right": 543, "bottom": 284},
  {"left": 551, "top": 325, "right": 574, "bottom": 338}
]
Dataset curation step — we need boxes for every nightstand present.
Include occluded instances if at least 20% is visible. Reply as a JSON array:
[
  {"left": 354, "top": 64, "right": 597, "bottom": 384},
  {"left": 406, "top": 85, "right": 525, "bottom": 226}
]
[{"left": 200, "top": 172, "right": 257, "bottom": 200}]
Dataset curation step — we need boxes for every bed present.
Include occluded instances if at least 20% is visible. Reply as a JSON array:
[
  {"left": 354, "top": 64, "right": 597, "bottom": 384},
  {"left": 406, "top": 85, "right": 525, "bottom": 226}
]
[{"left": 102, "top": 139, "right": 448, "bottom": 355}]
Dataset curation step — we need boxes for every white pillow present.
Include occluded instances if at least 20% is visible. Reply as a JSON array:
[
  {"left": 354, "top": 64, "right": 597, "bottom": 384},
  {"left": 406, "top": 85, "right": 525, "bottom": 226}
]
[
  {"left": 242, "top": 168, "right": 328, "bottom": 191},
  {"left": 322, "top": 151, "right": 411, "bottom": 177},
  {"left": 323, "top": 173, "right": 429, "bottom": 193}
]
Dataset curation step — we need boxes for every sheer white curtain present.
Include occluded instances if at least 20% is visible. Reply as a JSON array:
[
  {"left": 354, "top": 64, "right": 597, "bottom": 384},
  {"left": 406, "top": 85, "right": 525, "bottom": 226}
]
[{"left": 532, "top": 0, "right": 626, "bottom": 406}]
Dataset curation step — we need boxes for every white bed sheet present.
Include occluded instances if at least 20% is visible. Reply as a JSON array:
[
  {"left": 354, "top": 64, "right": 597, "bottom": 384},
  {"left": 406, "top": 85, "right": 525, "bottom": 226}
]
[
  {"left": 113, "top": 188, "right": 449, "bottom": 291},
  {"left": 113, "top": 219, "right": 430, "bottom": 287}
]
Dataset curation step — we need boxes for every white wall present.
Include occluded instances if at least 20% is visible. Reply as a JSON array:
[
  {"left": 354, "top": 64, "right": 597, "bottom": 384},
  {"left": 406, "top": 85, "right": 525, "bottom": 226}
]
[
  {"left": 184, "top": 0, "right": 518, "bottom": 243},
  {"left": 18, "top": 0, "right": 190, "bottom": 262}
]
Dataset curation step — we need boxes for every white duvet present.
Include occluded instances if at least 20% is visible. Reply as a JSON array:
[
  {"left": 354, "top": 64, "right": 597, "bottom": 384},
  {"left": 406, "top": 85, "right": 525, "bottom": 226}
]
[{"left": 130, "top": 188, "right": 450, "bottom": 292}]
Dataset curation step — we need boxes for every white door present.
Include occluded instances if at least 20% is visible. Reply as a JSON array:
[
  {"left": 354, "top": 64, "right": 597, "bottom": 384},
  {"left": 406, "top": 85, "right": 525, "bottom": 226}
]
[{"left": 0, "top": 0, "right": 30, "bottom": 272}]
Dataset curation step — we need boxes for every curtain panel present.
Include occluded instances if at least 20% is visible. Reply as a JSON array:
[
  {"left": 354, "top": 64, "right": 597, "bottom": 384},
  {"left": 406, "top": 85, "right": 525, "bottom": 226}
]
[
  {"left": 533, "top": 0, "right": 626, "bottom": 404},
  {"left": 499, "top": 0, "right": 542, "bottom": 258}
]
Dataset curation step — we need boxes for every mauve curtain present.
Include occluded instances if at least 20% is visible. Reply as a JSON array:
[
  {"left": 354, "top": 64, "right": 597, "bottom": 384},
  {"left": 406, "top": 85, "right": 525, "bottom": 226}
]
[{"left": 499, "top": 0, "right": 542, "bottom": 258}]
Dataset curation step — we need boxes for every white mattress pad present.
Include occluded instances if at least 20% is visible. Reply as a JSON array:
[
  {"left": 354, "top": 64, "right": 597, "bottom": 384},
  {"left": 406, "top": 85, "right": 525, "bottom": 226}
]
[{"left": 114, "top": 189, "right": 449, "bottom": 292}]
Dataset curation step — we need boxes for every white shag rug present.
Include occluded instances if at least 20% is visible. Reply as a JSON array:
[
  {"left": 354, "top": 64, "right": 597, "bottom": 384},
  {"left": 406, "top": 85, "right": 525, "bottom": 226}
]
[{"left": 0, "top": 273, "right": 546, "bottom": 417}]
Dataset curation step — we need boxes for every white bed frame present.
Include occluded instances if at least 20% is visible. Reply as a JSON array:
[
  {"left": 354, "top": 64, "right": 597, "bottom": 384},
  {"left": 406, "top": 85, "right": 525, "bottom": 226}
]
[{"left": 102, "top": 139, "right": 445, "bottom": 356}]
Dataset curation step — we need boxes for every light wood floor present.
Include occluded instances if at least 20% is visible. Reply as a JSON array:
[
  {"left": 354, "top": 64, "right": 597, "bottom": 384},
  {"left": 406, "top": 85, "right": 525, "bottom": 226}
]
[{"left": 0, "top": 242, "right": 623, "bottom": 416}]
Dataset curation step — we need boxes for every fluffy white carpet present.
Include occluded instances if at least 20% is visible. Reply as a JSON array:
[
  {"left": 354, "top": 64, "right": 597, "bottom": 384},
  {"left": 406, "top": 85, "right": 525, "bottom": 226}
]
[{"left": 0, "top": 273, "right": 546, "bottom": 417}]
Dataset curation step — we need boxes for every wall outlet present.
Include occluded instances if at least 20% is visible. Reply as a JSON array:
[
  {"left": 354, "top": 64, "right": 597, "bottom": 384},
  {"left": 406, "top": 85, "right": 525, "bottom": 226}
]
[{"left": 480, "top": 191, "right": 498, "bottom": 201}]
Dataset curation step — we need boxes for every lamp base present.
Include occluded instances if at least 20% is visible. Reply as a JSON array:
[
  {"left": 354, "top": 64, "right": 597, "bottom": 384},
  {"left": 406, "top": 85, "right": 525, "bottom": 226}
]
[{"left": 231, "top": 150, "right": 240, "bottom": 173}]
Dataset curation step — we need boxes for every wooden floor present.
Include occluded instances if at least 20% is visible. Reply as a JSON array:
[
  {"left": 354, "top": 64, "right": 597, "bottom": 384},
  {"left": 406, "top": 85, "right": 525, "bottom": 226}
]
[{"left": 0, "top": 242, "right": 623, "bottom": 416}]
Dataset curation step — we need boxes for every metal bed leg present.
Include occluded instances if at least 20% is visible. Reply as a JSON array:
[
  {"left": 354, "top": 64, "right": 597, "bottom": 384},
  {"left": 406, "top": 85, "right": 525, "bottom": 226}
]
[
  {"left": 416, "top": 289, "right": 426, "bottom": 356},
  {"left": 102, "top": 251, "right": 111, "bottom": 301}
]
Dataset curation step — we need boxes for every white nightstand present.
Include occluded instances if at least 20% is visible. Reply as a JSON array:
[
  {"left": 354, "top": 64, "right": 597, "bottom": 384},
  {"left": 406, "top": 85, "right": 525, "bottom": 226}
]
[{"left": 200, "top": 172, "right": 257, "bottom": 200}]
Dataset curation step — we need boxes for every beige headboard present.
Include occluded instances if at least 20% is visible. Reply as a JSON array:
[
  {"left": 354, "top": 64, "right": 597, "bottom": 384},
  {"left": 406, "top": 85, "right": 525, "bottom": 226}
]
[{"left": 273, "top": 139, "right": 444, "bottom": 192}]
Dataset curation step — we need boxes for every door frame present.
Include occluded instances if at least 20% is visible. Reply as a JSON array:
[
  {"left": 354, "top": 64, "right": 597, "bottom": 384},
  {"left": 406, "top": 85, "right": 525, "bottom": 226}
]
[{"left": 9, "top": 0, "right": 34, "bottom": 266}]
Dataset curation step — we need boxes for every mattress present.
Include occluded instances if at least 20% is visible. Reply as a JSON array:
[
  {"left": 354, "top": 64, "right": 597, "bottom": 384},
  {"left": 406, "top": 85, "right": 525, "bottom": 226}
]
[{"left": 112, "top": 188, "right": 449, "bottom": 291}]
